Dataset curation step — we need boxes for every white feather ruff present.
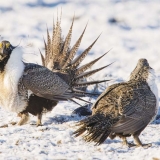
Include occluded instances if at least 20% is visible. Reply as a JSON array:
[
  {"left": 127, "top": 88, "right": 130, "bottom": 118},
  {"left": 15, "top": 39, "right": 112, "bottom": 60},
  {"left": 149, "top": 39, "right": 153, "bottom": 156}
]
[
  {"left": 0, "top": 47, "right": 27, "bottom": 113},
  {"left": 147, "top": 68, "right": 159, "bottom": 122}
]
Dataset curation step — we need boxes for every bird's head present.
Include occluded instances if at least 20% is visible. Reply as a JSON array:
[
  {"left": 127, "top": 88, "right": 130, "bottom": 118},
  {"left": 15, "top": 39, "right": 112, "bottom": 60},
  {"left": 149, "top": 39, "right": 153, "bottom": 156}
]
[
  {"left": 130, "top": 58, "right": 152, "bottom": 81},
  {"left": 0, "top": 41, "right": 15, "bottom": 62}
]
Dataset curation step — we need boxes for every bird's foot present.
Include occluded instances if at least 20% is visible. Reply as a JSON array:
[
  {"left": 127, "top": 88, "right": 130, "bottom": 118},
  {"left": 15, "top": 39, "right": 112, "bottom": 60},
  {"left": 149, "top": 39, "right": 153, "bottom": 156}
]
[
  {"left": 0, "top": 121, "right": 17, "bottom": 128},
  {"left": 36, "top": 122, "right": 42, "bottom": 127},
  {"left": 36, "top": 113, "right": 42, "bottom": 127},
  {"left": 17, "top": 112, "right": 29, "bottom": 126},
  {"left": 121, "top": 137, "right": 136, "bottom": 148},
  {"left": 10, "top": 122, "right": 17, "bottom": 125},
  {"left": 138, "top": 143, "right": 152, "bottom": 149},
  {"left": 133, "top": 135, "right": 152, "bottom": 148},
  {"left": 125, "top": 143, "right": 152, "bottom": 148},
  {"left": 127, "top": 143, "right": 136, "bottom": 148},
  {"left": 0, "top": 124, "right": 8, "bottom": 128},
  {"left": 122, "top": 141, "right": 136, "bottom": 148}
]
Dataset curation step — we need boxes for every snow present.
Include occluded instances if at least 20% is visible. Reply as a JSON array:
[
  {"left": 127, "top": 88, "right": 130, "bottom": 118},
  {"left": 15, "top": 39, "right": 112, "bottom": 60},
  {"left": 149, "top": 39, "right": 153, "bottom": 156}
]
[{"left": 0, "top": 0, "right": 160, "bottom": 159}]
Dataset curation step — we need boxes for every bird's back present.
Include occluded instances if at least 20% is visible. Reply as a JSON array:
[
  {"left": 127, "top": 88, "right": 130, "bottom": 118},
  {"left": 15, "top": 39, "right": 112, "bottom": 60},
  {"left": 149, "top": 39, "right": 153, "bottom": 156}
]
[{"left": 92, "top": 80, "right": 156, "bottom": 123}]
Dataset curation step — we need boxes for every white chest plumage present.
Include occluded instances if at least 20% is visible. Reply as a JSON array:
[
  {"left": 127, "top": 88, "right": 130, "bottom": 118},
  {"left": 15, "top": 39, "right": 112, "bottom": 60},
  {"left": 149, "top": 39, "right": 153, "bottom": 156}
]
[
  {"left": 147, "top": 69, "right": 159, "bottom": 122},
  {"left": 0, "top": 47, "right": 27, "bottom": 113}
]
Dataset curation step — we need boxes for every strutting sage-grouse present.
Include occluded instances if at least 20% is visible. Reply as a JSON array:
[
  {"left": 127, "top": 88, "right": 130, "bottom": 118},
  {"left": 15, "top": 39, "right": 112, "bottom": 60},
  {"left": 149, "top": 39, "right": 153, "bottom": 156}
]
[
  {"left": 0, "top": 17, "right": 111, "bottom": 127},
  {"left": 73, "top": 59, "right": 159, "bottom": 148}
]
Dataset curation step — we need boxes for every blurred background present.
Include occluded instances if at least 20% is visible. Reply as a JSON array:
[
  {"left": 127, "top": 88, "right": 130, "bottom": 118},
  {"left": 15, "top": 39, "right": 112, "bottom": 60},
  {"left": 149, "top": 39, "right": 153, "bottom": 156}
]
[
  {"left": 0, "top": 0, "right": 160, "bottom": 82},
  {"left": 0, "top": 2, "right": 160, "bottom": 158}
]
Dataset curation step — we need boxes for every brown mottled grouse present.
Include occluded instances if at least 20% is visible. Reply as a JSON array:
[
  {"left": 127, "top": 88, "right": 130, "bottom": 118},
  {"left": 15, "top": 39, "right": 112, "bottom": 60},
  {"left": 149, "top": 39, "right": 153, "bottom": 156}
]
[
  {"left": 0, "top": 17, "right": 111, "bottom": 126},
  {"left": 73, "top": 59, "right": 159, "bottom": 148}
]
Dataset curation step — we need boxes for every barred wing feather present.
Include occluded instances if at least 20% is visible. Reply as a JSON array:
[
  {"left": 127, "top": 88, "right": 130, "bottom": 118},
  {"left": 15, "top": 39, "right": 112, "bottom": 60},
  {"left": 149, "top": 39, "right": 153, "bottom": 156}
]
[
  {"left": 22, "top": 63, "right": 69, "bottom": 98},
  {"left": 112, "top": 85, "right": 156, "bottom": 134}
]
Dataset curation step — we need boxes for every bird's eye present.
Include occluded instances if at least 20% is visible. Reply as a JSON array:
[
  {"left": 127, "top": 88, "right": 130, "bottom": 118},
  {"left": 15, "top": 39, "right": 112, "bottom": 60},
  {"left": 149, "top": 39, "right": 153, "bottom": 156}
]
[
  {"left": 5, "top": 43, "right": 10, "bottom": 49},
  {"left": 0, "top": 43, "right": 2, "bottom": 49}
]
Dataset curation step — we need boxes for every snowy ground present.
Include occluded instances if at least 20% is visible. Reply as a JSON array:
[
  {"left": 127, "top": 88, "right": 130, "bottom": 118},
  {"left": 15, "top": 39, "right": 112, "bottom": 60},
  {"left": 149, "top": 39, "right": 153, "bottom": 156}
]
[{"left": 0, "top": 0, "right": 160, "bottom": 159}]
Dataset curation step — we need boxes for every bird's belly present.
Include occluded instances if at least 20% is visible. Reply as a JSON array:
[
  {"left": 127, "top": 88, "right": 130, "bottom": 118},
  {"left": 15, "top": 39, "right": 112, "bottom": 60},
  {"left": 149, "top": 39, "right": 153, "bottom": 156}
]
[
  {"left": 0, "top": 78, "right": 27, "bottom": 113},
  {"left": 0, "top": 91, "right": 27, "bottom": 113}
]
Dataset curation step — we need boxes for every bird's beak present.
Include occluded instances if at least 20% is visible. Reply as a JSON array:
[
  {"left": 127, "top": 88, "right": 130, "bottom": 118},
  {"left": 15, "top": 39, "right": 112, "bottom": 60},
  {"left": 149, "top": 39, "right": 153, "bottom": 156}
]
[
  {"left": 0, "top": 41, "right": 16, "bottom": 61},
  {"left": 0, "top": 42, "right": 6, "bottom": 55}
]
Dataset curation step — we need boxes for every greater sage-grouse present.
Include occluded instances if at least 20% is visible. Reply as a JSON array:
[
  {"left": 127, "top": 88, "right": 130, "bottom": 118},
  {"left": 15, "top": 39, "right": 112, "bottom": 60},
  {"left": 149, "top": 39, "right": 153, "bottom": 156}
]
[
  {"left": 0, "top": 18, "right": 111, "bottom": 126},
  {"left": 73, "top": 59, "right": 159, "bottom": 148}
]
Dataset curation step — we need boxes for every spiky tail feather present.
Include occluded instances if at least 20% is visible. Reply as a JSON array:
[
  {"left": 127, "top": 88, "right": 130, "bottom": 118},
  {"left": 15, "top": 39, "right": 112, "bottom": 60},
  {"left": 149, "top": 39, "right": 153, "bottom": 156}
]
[
  {"left": 42, "top": 14, "right": 111, "bottom": 104},
  {"left": 42, "top": 15, "right": 111, "bottom": 81},
  {"left": 73, "top": 113, "right": 114, "bottom": 145}
]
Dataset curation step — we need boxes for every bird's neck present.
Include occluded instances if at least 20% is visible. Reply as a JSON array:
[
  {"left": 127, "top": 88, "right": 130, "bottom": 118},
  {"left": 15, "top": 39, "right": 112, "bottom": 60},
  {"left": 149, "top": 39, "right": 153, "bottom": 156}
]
[
  {"left": 4, "top": 47, "right": 25, "bottom": 86},
  {"left": 0, "top": 47, "right": 26, "bottom": 113},
  {"left": 146, "top": 69, "right": 158, "bottom": 98},
  {"left": 147, "top": 68, "right": 159, "bottom": 122}
]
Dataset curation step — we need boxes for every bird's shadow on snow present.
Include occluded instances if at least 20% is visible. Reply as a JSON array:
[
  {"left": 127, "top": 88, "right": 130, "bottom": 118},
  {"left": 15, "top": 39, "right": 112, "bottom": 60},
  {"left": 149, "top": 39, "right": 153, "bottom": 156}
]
[
  {"left": 0, "top": 6, "right": 12, "bottom": 13},
  {"left": 103, "top": 139, "right": 135, "bottom": 153},
  {"left": 0, "top": 139, "right": 6, "bottom": 144},
  {"left": 153, "top": 115, "right": 160, "bottom": 124},
  {"left": 104, "top": 138, "right": 121, "bottom": 145},
  {"left": 42, "top": 114, "right": 83, "bottom": 126},
  {"left": 154, "top": 141, "right": 160, "bottom": 146}
]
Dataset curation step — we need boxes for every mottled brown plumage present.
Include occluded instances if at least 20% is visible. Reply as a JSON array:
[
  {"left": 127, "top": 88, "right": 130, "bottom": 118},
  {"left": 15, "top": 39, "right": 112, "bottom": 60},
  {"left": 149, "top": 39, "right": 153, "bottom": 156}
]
[{"left": 74, "top": 59, "right": 158, "bottom": 148}]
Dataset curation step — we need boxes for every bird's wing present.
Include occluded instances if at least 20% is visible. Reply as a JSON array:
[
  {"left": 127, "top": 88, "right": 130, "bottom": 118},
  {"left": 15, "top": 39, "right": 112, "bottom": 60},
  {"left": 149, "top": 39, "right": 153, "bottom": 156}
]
[
  {"left": 22, "top": 63, "right": 70, "bottom": 100},
  {"left": 91, "top": 82, "right": 126, "bottom": 112},
  {"left": 112, "top": 83, "right": 157, "bottom": 134}
]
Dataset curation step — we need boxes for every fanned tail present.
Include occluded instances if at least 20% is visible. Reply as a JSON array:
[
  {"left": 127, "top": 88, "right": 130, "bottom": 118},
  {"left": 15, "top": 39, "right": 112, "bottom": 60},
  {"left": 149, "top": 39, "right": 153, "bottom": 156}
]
[
  {"left": 44, "top": 15, "right": 63, "bottom": 70},
  {"left": 75, "top": 63, "right": 113, "bottom": 81},
  {"left": 74, "top": 79, "right": 110, "bottom": 88},
  {"left": 59, "top": 16, "right": 74, "bottom": 68},
  {"left": 42, "top": 14, "right": 112, "bottom": 103},
  {"left": 75, "top": 51, "right": 110, "bottom": 75},
  {"left": 62, "top": 24, "right": 88, "bottom": 69},
  {"left": 73, "top": 113, "right": 113, "bottom": 145},
  {"left": 70, "top": 34, "right": 100, "bottom": 68},
  {"left": 72, "top": 89, "right": 100, "bottom": 96},
  {"left": 39, "top": 50, "right": 45, "bottom": 66}
]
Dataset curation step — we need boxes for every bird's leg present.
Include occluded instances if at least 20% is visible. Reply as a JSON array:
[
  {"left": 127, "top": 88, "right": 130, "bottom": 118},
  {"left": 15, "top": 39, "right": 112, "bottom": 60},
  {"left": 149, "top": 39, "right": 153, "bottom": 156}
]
[
  {"left": 121, "top": 137, "right": 128, "bottom": 146},
  {"left": 36, "top": 113, "right": 42, "bottom": 127},
  {"left": 133, "top": 134, "right": 152, "bottom": 148},
  {"left": 17, "top": 112, "right": 30, "bottom": 126},
  {"left": 0, "top": 113, "right": 25, "bottom": 128},
  {"left": 121, "top": 136, "right": 136, "bottom": 147}
]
